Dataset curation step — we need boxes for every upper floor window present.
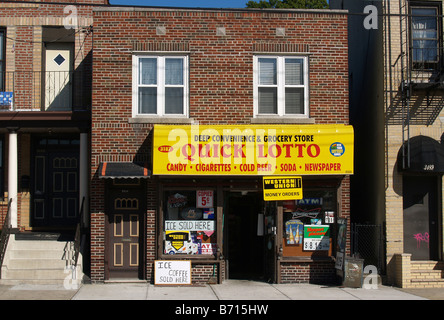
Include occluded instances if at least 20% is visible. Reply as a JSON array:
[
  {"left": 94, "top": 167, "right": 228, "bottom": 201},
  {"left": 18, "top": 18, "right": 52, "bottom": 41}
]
[
  {"left": 132, "top": 55, "right": 188, "bottom": 117},
  {"left": 411, "top": 6, "right": 440, "bottom": 70},
  {"left": 253, "top": 55, "right": 309, "bottom": 118}
]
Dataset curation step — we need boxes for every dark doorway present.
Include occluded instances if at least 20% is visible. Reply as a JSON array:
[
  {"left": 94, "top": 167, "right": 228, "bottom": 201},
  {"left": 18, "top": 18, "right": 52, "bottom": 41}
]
[
  {"left": 403, "top": 175, "right": 440, "bottom": 260},
  {"left": 31, "top": 136, "right": 80, "bottom": 229},
  {"left": 226, "top": 192, "right": 265, "bottom": 280}
]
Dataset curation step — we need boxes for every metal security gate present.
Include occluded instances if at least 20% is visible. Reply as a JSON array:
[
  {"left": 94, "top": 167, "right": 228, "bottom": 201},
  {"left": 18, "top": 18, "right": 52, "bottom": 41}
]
[{"left": 351, "top": 223, "right": 386, "bottom": 275}]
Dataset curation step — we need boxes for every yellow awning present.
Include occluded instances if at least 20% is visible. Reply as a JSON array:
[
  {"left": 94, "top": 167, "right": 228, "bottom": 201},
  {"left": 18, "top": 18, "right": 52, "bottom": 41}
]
[{"left": 152, "top": 124, "right": 354, "bottom": 176}]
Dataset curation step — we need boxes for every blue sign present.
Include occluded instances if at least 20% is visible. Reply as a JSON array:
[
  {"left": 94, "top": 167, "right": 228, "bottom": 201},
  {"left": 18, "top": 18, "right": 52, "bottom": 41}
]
[{"left": 330, "top": 142, "right": 345, "bottom": 157}]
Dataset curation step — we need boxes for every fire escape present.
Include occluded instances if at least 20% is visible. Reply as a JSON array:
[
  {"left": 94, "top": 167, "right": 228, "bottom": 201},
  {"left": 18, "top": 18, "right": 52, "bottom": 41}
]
[
  {"left": 386, "top": 0, "right": 444, "bottom": 171},
  {"left": 399, "top": 0, "right": 412, "bottom": 170}
]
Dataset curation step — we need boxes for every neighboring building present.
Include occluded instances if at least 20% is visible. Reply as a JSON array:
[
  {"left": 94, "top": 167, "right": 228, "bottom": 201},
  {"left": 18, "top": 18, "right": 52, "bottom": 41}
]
[
  {"left": 91, "top": 6, "right": 353, "bottom": 284},
  {"left": 331, "top": 0, "right": 444, "bottom": 288},
  {"left": 0, "top": 0, "right": 108, "bottom": 285}
]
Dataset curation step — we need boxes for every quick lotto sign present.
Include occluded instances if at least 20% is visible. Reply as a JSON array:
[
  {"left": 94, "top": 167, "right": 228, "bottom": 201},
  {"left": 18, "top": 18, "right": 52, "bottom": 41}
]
[
  {"left": 152, "top": 124, "right": 354, "bottom": 176},
  {"left": 263, "top": 176, "right": 303, "bottom": 201}
]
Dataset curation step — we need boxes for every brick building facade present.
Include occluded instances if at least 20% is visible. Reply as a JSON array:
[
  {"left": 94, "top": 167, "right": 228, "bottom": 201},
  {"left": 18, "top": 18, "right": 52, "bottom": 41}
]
[
  {"left": 0, "top": 0, "right": 108, "bottom": 285},
  {"left": 331, "top": 0, "right": 444, "bottom": 288},
  {"left": 383, "top": 0, "right": 444, "bottom": 288},
  {"left": 91, "top": 6, "right": 353, "bottom": 284}
]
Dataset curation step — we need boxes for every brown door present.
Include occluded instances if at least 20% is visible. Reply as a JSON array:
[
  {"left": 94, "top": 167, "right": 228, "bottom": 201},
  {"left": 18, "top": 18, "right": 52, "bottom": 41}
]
[{"left": 107, "top": 183, "right": 145, "bottom": 279}]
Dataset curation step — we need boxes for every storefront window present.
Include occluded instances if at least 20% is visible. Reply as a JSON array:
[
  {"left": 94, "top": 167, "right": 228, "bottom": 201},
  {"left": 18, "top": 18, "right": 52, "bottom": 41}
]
[
  {"left": 282, "top": 190, "right": 336, "bottom": 257},
  {"left": 163, "top": 190, "right": 217, "bottom": 255}
]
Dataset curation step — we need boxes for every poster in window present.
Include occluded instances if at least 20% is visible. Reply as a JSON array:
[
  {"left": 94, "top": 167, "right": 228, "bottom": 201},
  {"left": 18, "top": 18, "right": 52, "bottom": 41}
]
[
  {"left": 180, "top": 207, "right": 203, "bottom": 220},
  {"left": 336, "top": 218, "right": 347, "bottom": 253},
  {"left": 167, "top": 193, "right": 188, "bottom": 220},
  {"left": 285, "top": 220, "right": 303, "bottom": 245},
  {"left": 196, "top": 190, "right": 213, "bottom": 208},
  {"left": 303, "top": 225, "right": 330, "bottom": 251},
  {"left": 165, "top": 231, "right": 217, "bottom": 255},
  {"left": 164, "top": 220, "right": 216, "bottom": 255},
  {"left": 168, "top": 193, "right": 188, "bottom": 209},
  {"left": 203, "top": 208, "right": 214, "bottom": 219},
  {"left": 165, "top": 231, "right": 198, "bottom": 254}
]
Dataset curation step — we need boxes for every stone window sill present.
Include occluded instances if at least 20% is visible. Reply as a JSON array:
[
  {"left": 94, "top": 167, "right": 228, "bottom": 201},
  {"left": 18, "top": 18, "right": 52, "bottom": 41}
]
[
  {"left": 250, "top": 117, "right": 315, "bottom": 124},
  {"left": 128, "top": 117, "right": 195, "bottom": 124}
]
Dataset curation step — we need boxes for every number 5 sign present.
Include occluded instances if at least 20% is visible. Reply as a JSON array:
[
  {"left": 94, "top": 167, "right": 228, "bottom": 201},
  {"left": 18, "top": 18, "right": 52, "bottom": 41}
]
[{"left": 196, "top": 190, "right": 214, "bottom": 208}]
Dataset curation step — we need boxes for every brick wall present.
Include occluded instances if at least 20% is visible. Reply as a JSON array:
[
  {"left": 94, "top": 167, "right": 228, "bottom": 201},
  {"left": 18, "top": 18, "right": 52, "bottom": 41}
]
[
  {"left": 0, "top": 1, "right": 105, "bottom": 227},
  {"left": 280, "top": 261, "right": 337, "bottom": 284},
  {"left": 383, "top": 0, "right": 444, "bottom": 287},
  {"left": 0, "top": 0, "right": 99, "bottom": 88},
  {"left": 91, "top": 8, "right": 349, "bottom": 171},
  {"left": 191, "top": 264, "right": 222, "bottom": 284},
  {"left": 0, "top": 3, "right": 96, "bottom": 73},
  {"left": 91, "top": 8, "right": 349, "bottom": 282}
]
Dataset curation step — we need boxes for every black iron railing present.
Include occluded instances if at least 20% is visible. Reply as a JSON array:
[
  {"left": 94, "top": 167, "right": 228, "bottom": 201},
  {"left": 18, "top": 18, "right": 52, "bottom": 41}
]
[
  {"left": 410, "top": 46, "right": 444, "bottom": 81},
  {"left": 0, "top": 199, "right": 12, "bottom": 278},
  {"left": 73, "top": 196, "right": 85, "bottom": 268},
  {"left": 0, "top": 71, "right": 91, "bottom": 112}
]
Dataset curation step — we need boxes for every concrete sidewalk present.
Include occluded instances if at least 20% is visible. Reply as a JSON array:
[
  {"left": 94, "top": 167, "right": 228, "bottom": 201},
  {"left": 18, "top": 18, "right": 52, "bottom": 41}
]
[
  {"left": 0, "top": 280, "right": 434, "bottom": 300},
  {"left": 71, "top": 280, "right": 428, "bottom": 300}
]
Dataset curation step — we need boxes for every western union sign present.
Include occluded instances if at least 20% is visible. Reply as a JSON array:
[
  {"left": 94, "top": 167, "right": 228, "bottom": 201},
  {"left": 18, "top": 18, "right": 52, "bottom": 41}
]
[
  {"left": 152, "top": 124, "right": 354, "bottom": 176},
  {"left": 263, "top": 176, "right": 303, "bottom": 201}
]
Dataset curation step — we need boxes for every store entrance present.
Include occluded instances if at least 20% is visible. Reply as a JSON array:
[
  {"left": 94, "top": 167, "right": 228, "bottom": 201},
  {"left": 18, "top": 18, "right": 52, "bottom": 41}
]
[
  {"left": 403, "top": 175, "right": 440, "bottom": 260},
  {"left": 225, "top": 192, "right": 268, "bottom": 281}
]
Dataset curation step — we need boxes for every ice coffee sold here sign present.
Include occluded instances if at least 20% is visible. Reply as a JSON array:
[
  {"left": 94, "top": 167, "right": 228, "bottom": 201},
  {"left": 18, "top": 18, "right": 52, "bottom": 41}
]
[{"left": 155, "top": 260, "right": 191, "bottom": 285}]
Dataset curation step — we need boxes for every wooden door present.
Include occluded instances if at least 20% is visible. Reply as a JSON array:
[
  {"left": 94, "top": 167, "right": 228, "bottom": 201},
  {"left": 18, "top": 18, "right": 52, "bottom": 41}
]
[
  {"left": 107, "top": 183, "right": 145, "bottom": 279},
  {"left": 44, "top": 42, "right": 73, "bottom": 110},
  {"left": 32, "top": 138, "right": 80, "bottom": 228}
]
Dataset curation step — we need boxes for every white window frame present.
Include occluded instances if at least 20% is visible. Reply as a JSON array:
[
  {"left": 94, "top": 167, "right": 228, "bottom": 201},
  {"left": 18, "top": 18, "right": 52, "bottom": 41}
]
[
  {"left": 132, "top": 54, "right": 189, "bottom": 118},
  {"left": 253, "top": 55, "right": 309, "bottom": 118}
]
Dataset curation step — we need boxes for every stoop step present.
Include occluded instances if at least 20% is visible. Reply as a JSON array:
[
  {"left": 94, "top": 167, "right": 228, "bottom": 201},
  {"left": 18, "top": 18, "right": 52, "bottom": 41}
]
[
  {"left": 409, "top": 261, "right": 444, "bottom": 288},
  {"left": 0, "top": 232, "right": 81, "bottom": 286}
]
